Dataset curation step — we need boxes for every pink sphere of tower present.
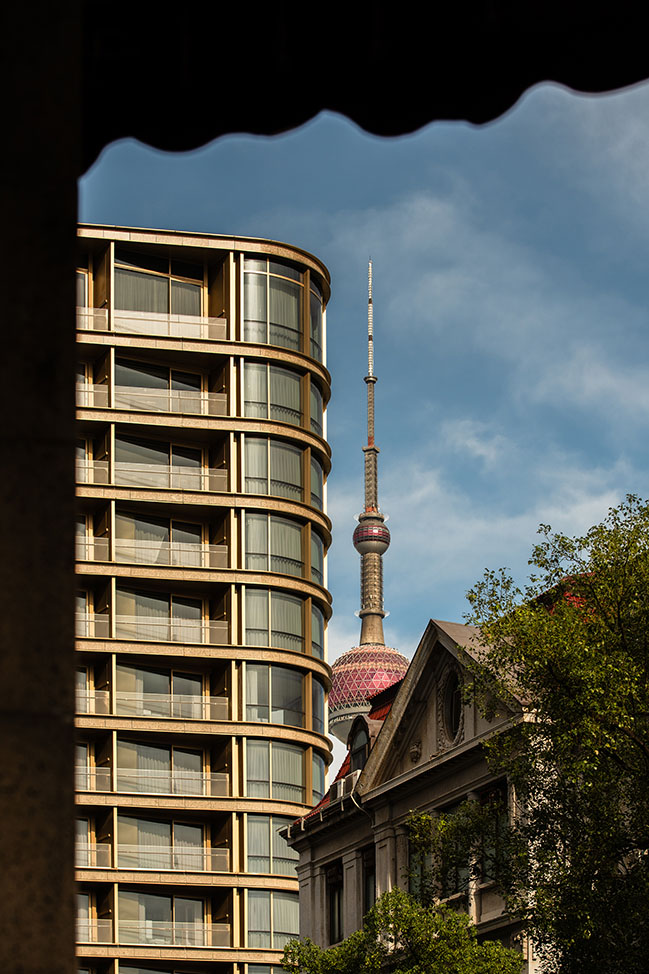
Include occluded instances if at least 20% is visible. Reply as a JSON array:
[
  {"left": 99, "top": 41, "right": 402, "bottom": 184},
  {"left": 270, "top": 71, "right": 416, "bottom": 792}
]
[{"left": 329, "top": 643, "right": 409, "bottom": 743}]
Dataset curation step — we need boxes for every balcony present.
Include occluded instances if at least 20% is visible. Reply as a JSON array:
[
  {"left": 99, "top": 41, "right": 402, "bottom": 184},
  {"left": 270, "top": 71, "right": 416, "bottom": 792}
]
[
  {"left": 76, "top": 384, "right": 109, "bottom": 408},
  {"left": 76, "top": 461, "right": 228, "bottom": 492},
  {"left": 75, "top": 613, "right": 229, "bottom": 644},
  {"left": 75, "top": 842, "right": 112, "bottom": 868},
  {"left": 117, "top": 845, "right": 230, "bottom": 871},
  {"left": 114, "top": 616, "right": 229, "bottom": 645},
  {"left": 76, "top": 917, "right": 113, "bottom": 944},
  {"left": 75, "top": 767, "right": 112, "bottom": 792},
  {"left": 114, "top": 386, "right": 227, "bottom": 416},
  {"left": 118, "top": 920, "right": 230, "bottom": 947},
  {"left": 115, "top": 768, "right": 230, "bottom": 797},
  {"left": 76, "top": 307, "right": 227, "bottom": 342},
  {"left": 76, "top": 688, "right": 228, "bottom": 720},
  {"left": 76, "top": 537, "right": 228, "bottom": 569}
]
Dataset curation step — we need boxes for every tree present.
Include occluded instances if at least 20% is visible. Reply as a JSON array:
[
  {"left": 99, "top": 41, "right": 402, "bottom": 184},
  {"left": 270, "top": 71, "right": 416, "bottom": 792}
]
[
  {"left": 282, "top": 886, "right": 523, "bottom": 974},
  {"left": 465, "top": 494, "right": 649, "bottom": 974}
]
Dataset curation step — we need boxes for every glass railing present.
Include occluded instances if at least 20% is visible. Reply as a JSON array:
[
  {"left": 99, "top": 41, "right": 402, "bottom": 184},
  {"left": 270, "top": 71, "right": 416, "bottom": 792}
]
[
  {"left": 117, "top": 844, "right": 230, "bottom": 872},
  {"left": 117, "top": 919, "right": 230, "bottom": 947},
  {"left": 114, "top": 387, "right": 227, "bottom": 416},
  {"left": 75, "top": 461, "right": 228, "bottom": 493},
  {"left": 76, "top": 384, "right": 109, "bottom": 408},
  {"left": 75, "top": 842, "right": 112, "bottom": 868},
  {"left": 114, "top": 309, "right": 227, "bottom": 341},
  {"left": 75, "top": 689, "right": 110, "bottom": 714},
  {"left": 114, "top": 539, "right": 228, "bottom": 568},
  {"left": 114, "top": 616, "right": 229, "bottom": 644},
  {"left": 76, "top": 308, "right": 108, "bottom": 331},
  {"left": 76, "top": 306, "right": 228, "bottom": 341},
  {"left": 75, "top": 767, "right": 112, "bottom": 792},
  {"left": 114, "top": 692, "right": 229, "bottom": 720},
  {"left": 114, "top": 464, "right": 228, "bottom": 492},
  {"left": 75, "top": 614, "right": 110, "bottom": 638},
  {"left": 115, "top": 769, "right": 229, "bottom": 797},
  {"left": 75, "top": 538, "right": 110, "bottom": 561},
  {"left": 76, "top": 917, "right": 113, "bottom": 944}
]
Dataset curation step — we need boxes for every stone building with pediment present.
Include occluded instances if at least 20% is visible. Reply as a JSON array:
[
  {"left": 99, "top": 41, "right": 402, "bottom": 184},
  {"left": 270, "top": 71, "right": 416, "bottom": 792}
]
[{"left": 285, "top": 618, "right": 540, "bottom": 972}]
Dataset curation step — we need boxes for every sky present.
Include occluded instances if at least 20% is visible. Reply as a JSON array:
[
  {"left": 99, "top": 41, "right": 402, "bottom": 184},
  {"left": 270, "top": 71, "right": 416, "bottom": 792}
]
[{"left": 80, "top": 80, "right": 649, "bottom": 686}]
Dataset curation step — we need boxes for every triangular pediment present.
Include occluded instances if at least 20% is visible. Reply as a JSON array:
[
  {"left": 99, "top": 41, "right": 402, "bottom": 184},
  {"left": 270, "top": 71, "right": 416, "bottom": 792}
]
[{"left": 356, "top": 619, "right": 520, "bottom": 796}]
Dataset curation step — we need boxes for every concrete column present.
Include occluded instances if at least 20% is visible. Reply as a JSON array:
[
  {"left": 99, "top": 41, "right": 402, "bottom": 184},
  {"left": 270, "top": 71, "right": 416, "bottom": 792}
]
[
  {"left": 313, "top": 865, "right": 328, "bottom": 946},
  {"left": 0, "top": 3, "right": 81, "bottom": 972},
  {"left": 342, "top": 849, "right": 363, "bottom": 937},
  {"left": 374, "top": 825, "right": 396, "bottom": 896},
  {"left": 394, "top": 826, "right": 410, "bottom": 890},
  {"left": 296, "top": 859, "right": 315, "bottom": 939}
]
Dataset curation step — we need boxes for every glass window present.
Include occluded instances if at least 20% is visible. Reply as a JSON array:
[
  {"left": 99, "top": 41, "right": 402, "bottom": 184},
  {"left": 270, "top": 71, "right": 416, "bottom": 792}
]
[
  {"left": 310, "top": 456, "right": 324, "bottom": 510},
  {"left": 350, "top": 727, "right": 369, "bottom": 773},
  {"left": 114, "top": 251, "right": 203, "bottom": 316},
  {"left": 248, "top": 891, "right": 299, "bottom": 950},
  {"left": 269, "top": 277, "right": 301, "bottom": 350},
  {"left": 115, "top": 268, "right": 169, "bottom": 314},
  {"left": 310, "top": 288, "right": 323, "bottom": 362},
  {"left": 311, "top": 531, "right": 324, "bottom": 585},
  {"left": 248, "top": 889, "right": 271, "bottom": 948},
  {"left": 246, "top": 741, "right": 305, "bottom": 802},
  {"left": 244, "top": 258, "right": 303, "bottom": 351},
  {"left": 310, "top": 382, "right": 323, "bottom": 436},
  {"left": 76, "top": 271, "right": 87, "bottom": 307},
  {"left": 244, "top": 362, "right": 302, "bottom": 425},
  {"left": 247, "top": 740, "right": 270, "bottom": 798},
  {"left": 245, "top": 664, "right": 304, "bottom": 727},
  {"left": 247, "top": 815, "right": 298, "bottom": 877},
  {"left": 311, "top": 604, "right": 325, "bottom": 659},
  {"left": 245, "top": 513, "right": 304, "bottom": 577},
  {"left": 312, "top": 752, "right": 326, "bottom": 803},
  {"left": 245, "top": 588, "right": 304, "bottom": 653},
  {"left": 245, "top": 437, "right": 303, "bottom": 501},
  {"left": 312, "top": 678, "right": 325, "bottom": 734}
]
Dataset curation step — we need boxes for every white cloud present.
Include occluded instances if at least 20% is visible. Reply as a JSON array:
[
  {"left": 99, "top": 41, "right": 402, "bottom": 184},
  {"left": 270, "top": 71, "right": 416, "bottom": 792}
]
[{"left": 440, "top": 419, "right": 509, "bottom": 466}]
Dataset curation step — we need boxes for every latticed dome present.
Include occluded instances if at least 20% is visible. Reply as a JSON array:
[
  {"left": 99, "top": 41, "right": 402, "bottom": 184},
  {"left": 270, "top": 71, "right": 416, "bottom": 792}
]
[{"left": 328, "top": 644, "right": 409, "bottom": 742}]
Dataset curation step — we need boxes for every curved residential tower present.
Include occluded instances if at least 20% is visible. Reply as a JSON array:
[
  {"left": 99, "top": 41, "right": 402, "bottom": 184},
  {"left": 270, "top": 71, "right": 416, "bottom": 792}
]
[
  {"left": 328, "top": 262, "right": 409, "bottom": 744},
  {"left": 74, "top": 225, "right": 332, "bottom": 974}
]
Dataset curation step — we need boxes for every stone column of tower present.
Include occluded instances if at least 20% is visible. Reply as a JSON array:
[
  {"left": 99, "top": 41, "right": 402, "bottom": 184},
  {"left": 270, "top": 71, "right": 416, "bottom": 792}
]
[{"left": 328, "top": 262, "right": 409, "bottom": 744}]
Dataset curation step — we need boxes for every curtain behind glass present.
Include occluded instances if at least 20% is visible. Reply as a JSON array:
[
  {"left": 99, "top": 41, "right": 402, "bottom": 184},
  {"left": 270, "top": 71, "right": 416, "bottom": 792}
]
[
  {"left": 311, "top": 605, "right": 325, "bottom": 659},
  {"left": 270, "top": 517, "right": 302, "bottom": 576},
  {"left": 271, "top": 592, "right": 303, "bottom": 652},
  {"left": 310, "top": 383, "right": 323, "bottom": 436},
  {"left": 312, "top": 679, "right": 325, "bottom": 733},
  {"left": 270, "top": 441, "right": 302, "bottom": 500},
  {"left": 245, "top": 588, "right": 269, "bottom": 646},
  {"left": 312, "top": 753, "right": 325, "bottom": 802},
  {"left": 244, "top": 363, "right": 268, "bottom": 418},
  {"left": 244, "top": 274, "right": 267, "bottom": 343},
  {"left": 310, "top": 291, "right": 323, "bottom": 362},
  {"left": 272, "top": 743, "right": 303, "bottom": 802},
  {"left": 248, "top": 890, "right": 271, "bottom": 948},
  {"left": 310, "top": 456, "right": 323, "bottom": 509},
  {"left": 248, "top": 815, "right": 270, "bottom": 872},
  {"left": 269, "top": 278, "right": 301, "bottom": 350},
  {"left": 171, "top": 280, "right": 201, "bottom": 316},
  {"left": 115, "top": 268, "right": 169, "bottom": 313},
  {"left": 272, "top": 817, "right": 299, "bottom": 876},
  {"left": 246, "top": 664, "right": 269, "bottom": 721},
  {"left": 247, "top": 740, "right": 270, "bottom": 798},
  {"left": 273, "top": 892, "right": 299, "bottom": 947},
  {"left": 271, "top": 667, "right": 303, "bottom": 726},
  {"left": 245, "top": 438, "right": 268, "bottom": 494},
  {"left": 270, "top": 367, "right": 301, "bottom": 424},
  {"left": 311, "top": 532, "right": 324, "bottom": 584},
  {"left": 245, "top": 513, "right": 268, "bottom": 570}
]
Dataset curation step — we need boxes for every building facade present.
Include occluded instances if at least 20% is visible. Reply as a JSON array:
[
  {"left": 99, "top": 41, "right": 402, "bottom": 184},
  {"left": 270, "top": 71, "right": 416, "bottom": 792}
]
[
  {"left": 74, "top": 225, "right": 333, "bottom": 974},
  {"left": 286, "top": 619, "right": 539, "bottom": 972}
]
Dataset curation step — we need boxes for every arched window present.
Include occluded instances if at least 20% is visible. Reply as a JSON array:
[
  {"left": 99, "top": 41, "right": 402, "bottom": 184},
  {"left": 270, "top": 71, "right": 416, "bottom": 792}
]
[{"left": 350, "top": 726, "right": 369, "bottom": 772}]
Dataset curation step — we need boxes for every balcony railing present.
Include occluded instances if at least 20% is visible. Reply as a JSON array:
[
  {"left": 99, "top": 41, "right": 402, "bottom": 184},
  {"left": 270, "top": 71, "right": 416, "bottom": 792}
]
[
  {"left": 76, "top": 307, "right": 228, "bottom": 342},
  {"left": 76, "top": 460, "right": 228, "bottom": 493},
  {"left": 114, "top": 538, "right": 228, "bottom": 568},
  {"left": 115, "top": 768, "right": 230, "bottom": 797},
  {"left": 114, "top": 616, "right": 229, "bottom": 644},
  {"left": 76, "top": 384, "right": 109, "bottom": 408},
  {"left": 114, "top": 387, "right": 227, "bottom": 416},
  {"left": 117, "top": 919, "right": 230, "bottom": 947},
  {"left": 76, "top": 689, "right": 110, "bottom": 714},
  {"left": 76, "top": 308, "right": 109, "bottom": 331},
  {"left": 75, "top": 767, "right": 112, "bottom": 792},
  {"left": 114, "top": 692, "right": 229, "bottom": 720},
  {"left": 76, "top": 537, "right": 228, "bottom": 568},
  {"left": 117, "top": 844, "right": 230, "bottom": 872},
  {"left": 75, "top": 842, "right": 112, "bottom": 868},
  {"left": 75, "top": 689, "right": 228, "bottom": 720},
  {"left": 76, "top": 917, "right": 113, "bottom": 944},
  {"left": 75, "top": 613, "right": 229, "bottom": 644}
]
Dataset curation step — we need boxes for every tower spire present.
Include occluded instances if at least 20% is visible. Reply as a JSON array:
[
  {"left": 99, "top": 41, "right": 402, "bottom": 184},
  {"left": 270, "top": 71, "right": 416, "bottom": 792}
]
[{"left": 353, "top": 260, "right": 391, "bottom": 645}]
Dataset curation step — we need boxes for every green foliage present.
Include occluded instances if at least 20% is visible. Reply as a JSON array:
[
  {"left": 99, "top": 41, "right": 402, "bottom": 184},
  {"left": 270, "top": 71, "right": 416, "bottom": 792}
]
[
  {"left": 282, "top": 887, "right": 523, "bottom": 974},
  {"left": 465, "top": 494, "right": 649, "bottom": 974}
]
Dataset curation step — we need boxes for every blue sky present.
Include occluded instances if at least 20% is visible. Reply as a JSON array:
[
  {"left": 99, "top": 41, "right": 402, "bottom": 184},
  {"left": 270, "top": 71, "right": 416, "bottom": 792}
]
[{"left": 80, "top": 81, "right": 649, "bottom": 671}]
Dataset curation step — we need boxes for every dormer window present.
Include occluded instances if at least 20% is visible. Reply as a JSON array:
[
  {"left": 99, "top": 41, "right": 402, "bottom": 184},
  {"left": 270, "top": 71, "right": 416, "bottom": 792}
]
[{"left": 350, "top": 726, "right": 369, "bottom": 773}]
